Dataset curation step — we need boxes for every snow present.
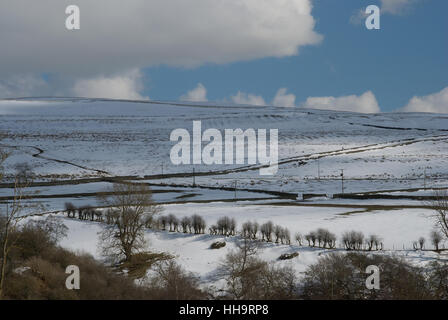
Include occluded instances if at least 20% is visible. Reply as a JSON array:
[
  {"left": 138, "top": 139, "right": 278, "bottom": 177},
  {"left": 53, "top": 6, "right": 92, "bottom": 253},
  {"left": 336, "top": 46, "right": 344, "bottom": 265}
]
[
  {"left": 2, "top": 98, "right": 448, "bottom": 288},
  {"left": 41, "top": 201, "right": 446, "bottom": 287}
]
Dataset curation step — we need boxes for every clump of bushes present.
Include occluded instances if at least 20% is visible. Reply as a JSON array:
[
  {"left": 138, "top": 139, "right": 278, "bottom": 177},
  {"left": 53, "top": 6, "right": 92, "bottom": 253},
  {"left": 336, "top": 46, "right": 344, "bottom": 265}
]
[
  {"left": 1, "top": 215, "right": 209, "bottom": 300},
  {"left": 301, "top": 252, "right": 438, "bottom": 300},
  {"left": 210, "top": 241, "right": 226, "bottom": 249},
  {"left": 278, "top": 252, "right": 299, "bottom": 260},
  {"left": 218, "top": 239, "right": 298, "bottom": 300}
]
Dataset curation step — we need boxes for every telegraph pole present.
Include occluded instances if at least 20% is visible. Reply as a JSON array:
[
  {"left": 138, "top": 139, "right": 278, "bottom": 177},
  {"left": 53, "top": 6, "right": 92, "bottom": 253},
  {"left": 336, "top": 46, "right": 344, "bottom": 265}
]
[
  {"left": 161, "top": 163, "right": 164, "bottom": 177},
  {"left": 340, "top": 169, "right": 344, "bottom": 194},
  {"left": 234, "top": 180, "right": 237, "bottom": 199},
  {"left": 424, "top": 168, "right": 427, "bottom": 189},
  {"left": 317, "top": 158, "right": 321, "bottom": 180}
]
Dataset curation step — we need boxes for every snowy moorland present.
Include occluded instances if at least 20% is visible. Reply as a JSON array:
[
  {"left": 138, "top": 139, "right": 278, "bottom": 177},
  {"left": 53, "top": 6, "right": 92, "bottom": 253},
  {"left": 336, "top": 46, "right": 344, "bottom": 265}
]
[{"left": 1, "top": 98, "right": 447, "bottom": 288}]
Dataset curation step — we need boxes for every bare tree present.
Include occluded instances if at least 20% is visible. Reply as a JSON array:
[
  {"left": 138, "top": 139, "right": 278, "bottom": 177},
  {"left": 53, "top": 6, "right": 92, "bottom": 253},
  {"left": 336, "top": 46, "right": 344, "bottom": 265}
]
[
  {"left": 418, "top": 237, "right": 425, "bottom": 250},
  {"left": 342, "top": 231, "right": 364, "bottom": 250},
  {"left": 430, "top": 230, "right": 443, "bottom": 251},
  {"left": 180, "top": 216, "right": 192, "bottom": 233},
  {"left": 218, "top": 237, "right": 263, "bottom": 299},
  {"left": 148, "top": 260, "right": 207, "bottom": 300},
  {"left": 295, "top": 232, "right": 303, "bottom": 246},
  {"left": 260, "top": 221, "right": 273, "bottom": 242},
  {"left": 274, "top": 225, "right": 283, "bottom": 244},
  {"left": 0, "top": 161, "right": 40, "bottom": 298},
  {"left": 97, "top": 183, "right": 162, "bottom": 263},
  {"left": 366, "top": 234, "right": 382, "bottom": 251},
  {"left": 167, "top": 214, "right": 179, "bottom": 232},
  {"left": 316, "top": 228, "right": 336, "bottom": 248},
  {"left": 65, "top": 202, "right": 77, "bottom": 218},
  {"left": 218, "top": 238, "right": 298, "bottom": 299},
  {"left": 242, "top": 221, "right": 258, "bottom": 240},
  {"left": 191, "top": 215, "right": 206, "bottom": 234},
  {"left": 305, "top": 231, "right": 317, "bottom": 247},
  {"left": 158, "top": 215, "right": 168, "bottom": 230},
  {"left": 429, "top": 190, "right": 448, "bottom": 240}
]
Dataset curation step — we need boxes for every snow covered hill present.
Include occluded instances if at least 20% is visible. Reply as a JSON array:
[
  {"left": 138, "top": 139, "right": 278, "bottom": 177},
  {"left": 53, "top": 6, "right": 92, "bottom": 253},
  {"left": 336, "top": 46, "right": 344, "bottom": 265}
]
[{"left": 1, "top": 98, "right": 447, "bottom": 286}]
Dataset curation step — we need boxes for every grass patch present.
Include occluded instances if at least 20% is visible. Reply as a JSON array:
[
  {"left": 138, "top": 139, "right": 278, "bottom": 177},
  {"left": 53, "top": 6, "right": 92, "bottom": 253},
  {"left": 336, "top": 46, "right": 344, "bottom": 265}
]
[{"left": 121, "top": 252, "right": 174, "bottom": 279}]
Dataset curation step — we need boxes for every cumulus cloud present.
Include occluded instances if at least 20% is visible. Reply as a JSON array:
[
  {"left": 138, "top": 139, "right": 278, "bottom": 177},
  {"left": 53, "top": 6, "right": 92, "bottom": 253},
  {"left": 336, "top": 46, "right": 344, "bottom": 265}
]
[
  {"left": 231, "top": 91, "right": 266, "bottom": 106},
  {"left": 400, "top": 87, "right": 448, "bottom": 113},
  {"left": 72, "top": 69, "right": 148, "bottom": 100},
  {"left": 180, "top": 83, "right": 208, "bottom": 102},
  {"left": 272, "top": 88, "right": 296, "bottom": 107},
  {"left": 349, "top": 8, "right": 369, "bottom": 25},
  {"left": 380, "top": 0, "right": 419, "bottom": 15},
  {"left": 351, "top": 0, "right": 419, "bottom": 24},
  {"left": 0, "top": 0, "right": 322, "bottom": 78},
  {"left": 302, "top": 91, "right": 380, "bottom": 113}
]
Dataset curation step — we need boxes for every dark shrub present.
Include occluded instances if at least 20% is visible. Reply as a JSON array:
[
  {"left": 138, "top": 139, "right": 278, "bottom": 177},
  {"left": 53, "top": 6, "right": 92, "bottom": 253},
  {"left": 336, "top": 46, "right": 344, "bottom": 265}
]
[
  {"left": 210, "top": 241, "right": 226, "bottom": 249},
  {"left": 278, "top": 252, "right": 299, "bottom": 260},
  {"left": 301, "top": 252, "right": 432, "bottom": 300}
]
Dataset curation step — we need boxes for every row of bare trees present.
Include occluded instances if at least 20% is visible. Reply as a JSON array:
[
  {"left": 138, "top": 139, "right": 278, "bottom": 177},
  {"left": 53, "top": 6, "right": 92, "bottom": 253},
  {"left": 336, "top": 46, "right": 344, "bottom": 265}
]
[
  {"left": 65, "top": 203, "right": 103, "bottom": 221},
  {"left": 64, "top": 182, "right": 448, "bottom": 268},
  {"left": 413, "top": 230, "right": 444, "bottom": 251},
  {"left": 242, "top": 221, "right": 291, "bottom": 244},
  {"left": 302, "top": 228, "right": 338, "bottom": 249},
  {"left": 154, "top": 214, "right": 206, "bottom": 234},
  {"left": 296, "top": 229, "right": 383, "bottom": 251},
  {"left": 210, "top": 217, "right": 237, "bottom": 236}
]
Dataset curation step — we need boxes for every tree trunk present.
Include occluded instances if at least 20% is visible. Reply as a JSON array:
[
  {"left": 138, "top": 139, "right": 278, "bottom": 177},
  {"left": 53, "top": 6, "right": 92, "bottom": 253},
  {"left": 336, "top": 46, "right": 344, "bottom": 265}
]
[{"left": 0, "top": 226, "right": 10, "bottom": 299}]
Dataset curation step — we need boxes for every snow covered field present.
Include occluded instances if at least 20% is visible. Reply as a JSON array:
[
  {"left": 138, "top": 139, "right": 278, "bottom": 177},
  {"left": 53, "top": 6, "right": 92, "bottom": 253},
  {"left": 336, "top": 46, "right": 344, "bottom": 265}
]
[
  {"left": 49, "top": 201, "right": 444, "bottom": 287},
  {"left": 1, "top": 98, "right": 448, "bottom": 286},
  {"left": 1, "top": 98, "right": 447, "bottom": 191}
]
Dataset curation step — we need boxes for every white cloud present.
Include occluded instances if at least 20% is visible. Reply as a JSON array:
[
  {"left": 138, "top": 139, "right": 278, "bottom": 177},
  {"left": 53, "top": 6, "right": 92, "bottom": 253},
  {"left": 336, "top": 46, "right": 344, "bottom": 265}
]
[
  {"left": 349, "top": 8, "right": 369, "bottom": 25},
  {"left": 400, "top": 87, "right": 448, "bottom": 113},
  {"left": 180, "top": 83, "right": 208, "bottom": 102},
  {"left": 272, "top": 88, "right": 296, "bottom": 107},
  {"left": 72, "top": 69, "right": 148, "bottom": 100},
  {"left": 351, "top": 0, "right": 419, "bottom": 24},
  {"left": 231, "top": 91, "right": 266, "bottom": 106},
  {"left": 380, "top": 0, "right": 419, "bottom": 15},
  {"left": 0, "top": 0, "right": 322, "bottom": 78},
  {"left": 0, "top": 74, "right": 49, "bottom": 98},
  {"left": 302, "top": 91, "right": 380, "bottom": 113}
]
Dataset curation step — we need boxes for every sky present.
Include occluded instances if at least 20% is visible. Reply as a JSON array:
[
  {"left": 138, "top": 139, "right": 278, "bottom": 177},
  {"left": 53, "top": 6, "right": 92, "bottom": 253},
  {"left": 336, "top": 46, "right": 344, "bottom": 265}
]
[{"left": 0, "top": 0, "right": 447, "bottom": 113}]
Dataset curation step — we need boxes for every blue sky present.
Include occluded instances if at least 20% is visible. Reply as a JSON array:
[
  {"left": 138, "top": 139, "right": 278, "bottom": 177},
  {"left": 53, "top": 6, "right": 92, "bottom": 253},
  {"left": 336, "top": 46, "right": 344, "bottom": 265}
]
[{"left": 143, "top": 0, "right": 448, "bottom": 111}]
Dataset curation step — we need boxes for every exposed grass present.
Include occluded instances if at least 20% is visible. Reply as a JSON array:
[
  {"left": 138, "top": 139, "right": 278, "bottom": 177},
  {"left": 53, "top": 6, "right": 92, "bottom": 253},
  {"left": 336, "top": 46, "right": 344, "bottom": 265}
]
[{"left": 120, "top": 252, "right": 174, "bottom": 279}]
